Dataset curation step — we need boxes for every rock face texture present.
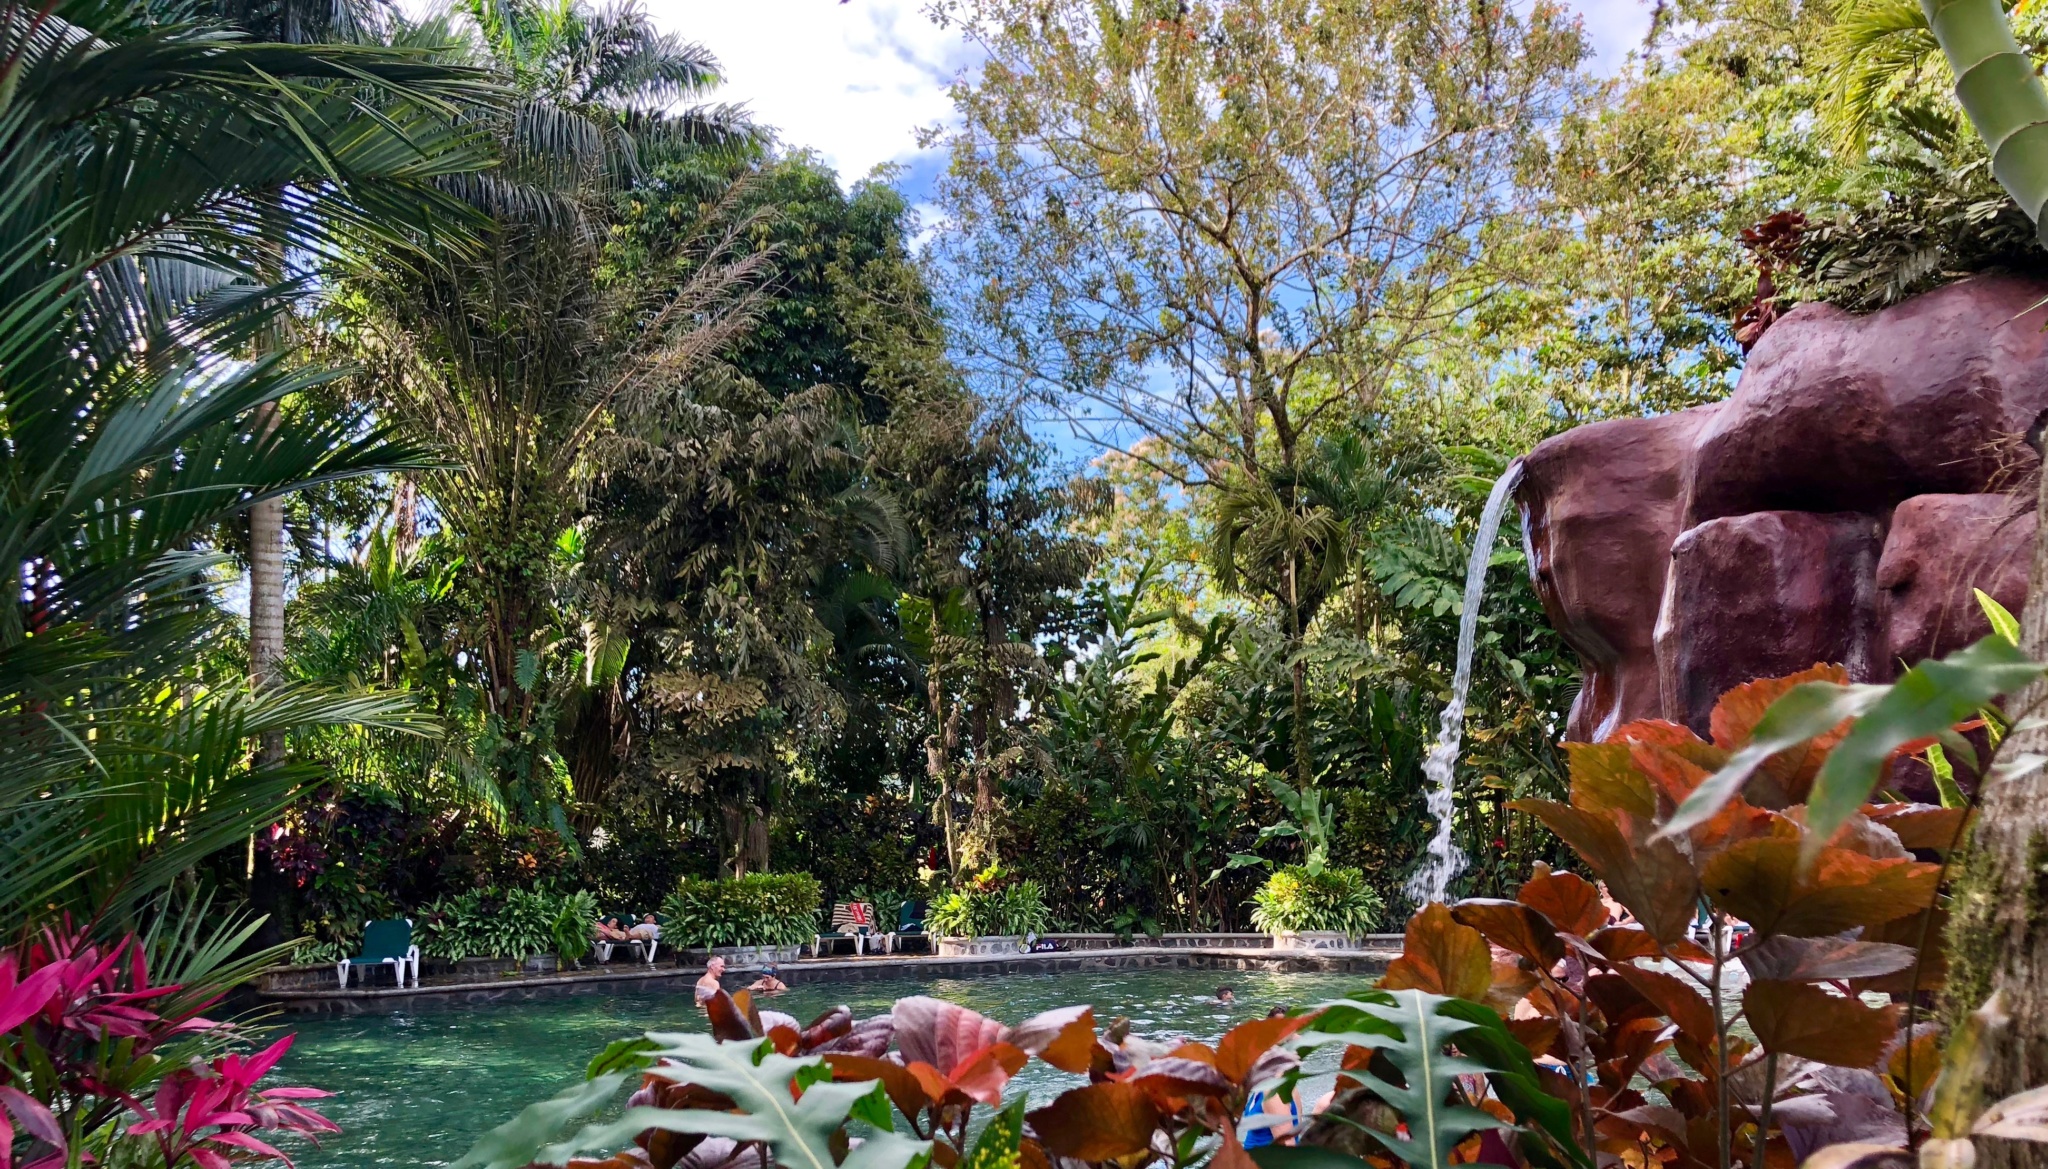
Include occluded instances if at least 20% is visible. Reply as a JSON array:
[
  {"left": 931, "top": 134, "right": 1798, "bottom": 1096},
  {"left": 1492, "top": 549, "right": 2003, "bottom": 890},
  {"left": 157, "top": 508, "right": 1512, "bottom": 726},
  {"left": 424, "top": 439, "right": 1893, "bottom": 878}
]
[{"left": 1519, "top": 275, "right": 2048, "bottom": 742}]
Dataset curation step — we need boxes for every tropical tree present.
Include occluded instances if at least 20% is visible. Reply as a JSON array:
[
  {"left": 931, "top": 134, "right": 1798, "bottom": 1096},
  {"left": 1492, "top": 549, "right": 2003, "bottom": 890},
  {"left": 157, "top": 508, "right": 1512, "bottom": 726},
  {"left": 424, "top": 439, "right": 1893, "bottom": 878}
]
[
  {"left": 0, "top": 0, "right": 490, "bottom": 928},
  {"left": 336, "top": 0, "right": 765, "bottom": 823}
]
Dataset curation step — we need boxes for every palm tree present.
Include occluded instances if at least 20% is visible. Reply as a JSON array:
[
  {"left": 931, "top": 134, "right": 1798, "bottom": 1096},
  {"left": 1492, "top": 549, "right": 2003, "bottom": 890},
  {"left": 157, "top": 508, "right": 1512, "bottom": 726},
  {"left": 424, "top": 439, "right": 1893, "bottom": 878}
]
[
  {"left": 335, "top": 0, "right": 766, "bottom": 823},
  {"left": 0, "top": 0, "right": 494, "bottom": 929}
]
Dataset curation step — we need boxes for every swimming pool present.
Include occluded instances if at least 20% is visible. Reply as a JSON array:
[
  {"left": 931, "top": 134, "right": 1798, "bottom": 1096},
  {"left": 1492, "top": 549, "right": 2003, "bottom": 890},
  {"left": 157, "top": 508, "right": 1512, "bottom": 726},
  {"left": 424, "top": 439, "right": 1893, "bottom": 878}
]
[{"left": 273, "top": 967, "right": 1370, "bottom": 1167}]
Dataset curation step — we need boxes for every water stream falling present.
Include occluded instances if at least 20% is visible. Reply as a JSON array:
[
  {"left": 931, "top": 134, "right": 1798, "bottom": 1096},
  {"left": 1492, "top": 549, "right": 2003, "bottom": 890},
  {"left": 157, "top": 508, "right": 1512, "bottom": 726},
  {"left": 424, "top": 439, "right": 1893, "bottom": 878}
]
[{"left": 1404, "top": 459, "right": 1525, "bottom": 910}]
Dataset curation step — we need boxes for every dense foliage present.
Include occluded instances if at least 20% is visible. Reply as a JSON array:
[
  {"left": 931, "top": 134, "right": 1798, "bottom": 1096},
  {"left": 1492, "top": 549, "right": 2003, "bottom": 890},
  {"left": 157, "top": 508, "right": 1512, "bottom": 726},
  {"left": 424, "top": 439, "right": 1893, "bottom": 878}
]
[
  {"left": 925, "top": 869, "right": 1055, "bottom": 939},
  {"left": 660, "top": 874, "right": 823, "bottom": 950},
  {"left": 1246, "top": 866, "right": 1384, "bottom": 938}
]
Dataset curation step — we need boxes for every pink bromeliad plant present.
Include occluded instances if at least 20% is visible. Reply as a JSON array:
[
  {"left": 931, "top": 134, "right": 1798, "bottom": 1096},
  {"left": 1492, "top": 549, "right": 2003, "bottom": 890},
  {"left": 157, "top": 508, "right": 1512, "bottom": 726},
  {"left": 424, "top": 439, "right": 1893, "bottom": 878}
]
[{"left": 0, "top": 921, "right": 336, "bottom": 1169}]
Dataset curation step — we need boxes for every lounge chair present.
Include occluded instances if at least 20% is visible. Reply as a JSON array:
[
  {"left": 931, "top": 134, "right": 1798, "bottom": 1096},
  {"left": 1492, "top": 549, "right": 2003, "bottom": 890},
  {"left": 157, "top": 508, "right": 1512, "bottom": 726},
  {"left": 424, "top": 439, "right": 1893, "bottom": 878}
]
[
  {"left": 885, "top": 900, "right": 926, "bottom": 954},
  {"left": 336, "top": 918, "right": 417, "bottom": 989},
  {"left": 815, "top": 902, "right": 877, "bottom": 957},
  {"left": 595, "top": 913, "right": 661, "bottom": 965}
]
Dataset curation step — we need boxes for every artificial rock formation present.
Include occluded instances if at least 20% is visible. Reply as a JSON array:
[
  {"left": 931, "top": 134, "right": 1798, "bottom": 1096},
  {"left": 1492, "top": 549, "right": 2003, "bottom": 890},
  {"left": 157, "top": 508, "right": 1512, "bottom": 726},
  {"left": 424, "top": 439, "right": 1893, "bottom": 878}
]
[{"left": 1519, "top": 274, "right": 2047, "bottom": 742}]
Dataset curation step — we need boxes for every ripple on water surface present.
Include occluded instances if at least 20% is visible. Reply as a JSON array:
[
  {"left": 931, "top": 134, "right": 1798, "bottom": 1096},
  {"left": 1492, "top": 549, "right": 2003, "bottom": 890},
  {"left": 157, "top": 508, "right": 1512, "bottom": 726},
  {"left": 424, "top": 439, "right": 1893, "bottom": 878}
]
[{"left": 275, "top": 966, "right": 1369, "bottom": 1168}]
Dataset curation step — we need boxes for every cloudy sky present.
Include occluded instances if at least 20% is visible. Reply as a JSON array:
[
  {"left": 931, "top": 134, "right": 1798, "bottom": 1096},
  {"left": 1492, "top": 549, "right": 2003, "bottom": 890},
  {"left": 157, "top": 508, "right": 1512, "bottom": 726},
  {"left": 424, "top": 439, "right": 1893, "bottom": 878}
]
[{"left": 661, "top": 0, "right": 1658, "bottom": 195}]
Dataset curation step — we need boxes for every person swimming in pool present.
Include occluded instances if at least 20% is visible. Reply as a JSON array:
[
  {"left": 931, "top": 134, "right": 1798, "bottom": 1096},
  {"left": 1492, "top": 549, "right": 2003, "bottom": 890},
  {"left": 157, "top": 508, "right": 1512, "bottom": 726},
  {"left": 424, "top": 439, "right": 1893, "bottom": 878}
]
[
  {"left": 695, "top": 956, "right": 727, "bottom": 1002},
  {"left": 746, "top": 964, "right": 787, "bottom": 996},
  {"left": 1214, "top": 985, "right": 1235, "bottom": 1004}
]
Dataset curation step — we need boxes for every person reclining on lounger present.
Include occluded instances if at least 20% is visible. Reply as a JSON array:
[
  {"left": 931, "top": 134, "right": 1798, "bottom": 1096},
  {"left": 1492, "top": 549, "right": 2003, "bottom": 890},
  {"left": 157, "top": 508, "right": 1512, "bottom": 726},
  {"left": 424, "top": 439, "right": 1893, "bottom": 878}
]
[
  {"left": 595, "top": 916, "right": 631, "bottom": 943},
  {"left": 628, "top": 914, "right": 660, "bottom": 942}
]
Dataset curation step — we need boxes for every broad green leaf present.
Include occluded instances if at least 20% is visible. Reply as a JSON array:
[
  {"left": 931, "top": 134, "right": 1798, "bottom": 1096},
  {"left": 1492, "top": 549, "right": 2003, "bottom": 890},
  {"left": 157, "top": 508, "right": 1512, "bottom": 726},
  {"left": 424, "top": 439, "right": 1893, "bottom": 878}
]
[
  {"left": 1658, "top": 681, "right": 1886, "bottom": 841},
  {"left": 848, "top": 1081, "right": 896, "bottom": 1132},
  {"left": 1804, "top": 636, "right": 2043, "bottom": 862},
  {"left": 515, "top": 647, "right": 541, "bottom": 692},
  {"left": 960, "top": 1100, "right": 1026, "bottom": 1169},
  {"left": 1297, "top": 990, "right": 1509, "bottom": 1169},
  {"left": 585, "top": 1036, "right": 658, "bottom": 1079},
  {"left": 1433, "top": 998, "right": 1592, "bottom": 1169},
  {"left": 450, "top": 1072, "right": 628, "bottom": 1169},
  {"left": 1248, "top": 1148, "right": 1379, "bottom": 1169},
  {"left": 1927, "top": 742, "right": 1968, "bottom": 809},
  {"left": 1976, "top": 588, "right": 2021, "bottom": 645},
  {"left": 842, "top": 1130, "right": 936, "bottom": 1169}
]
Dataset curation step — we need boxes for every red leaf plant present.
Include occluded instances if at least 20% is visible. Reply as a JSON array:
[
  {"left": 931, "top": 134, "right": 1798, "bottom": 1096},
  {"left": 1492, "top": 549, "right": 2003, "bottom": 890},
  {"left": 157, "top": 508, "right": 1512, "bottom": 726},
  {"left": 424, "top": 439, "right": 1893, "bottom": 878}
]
[{"left": 0, "top": 920, "right": 337, "bottom": 1169}]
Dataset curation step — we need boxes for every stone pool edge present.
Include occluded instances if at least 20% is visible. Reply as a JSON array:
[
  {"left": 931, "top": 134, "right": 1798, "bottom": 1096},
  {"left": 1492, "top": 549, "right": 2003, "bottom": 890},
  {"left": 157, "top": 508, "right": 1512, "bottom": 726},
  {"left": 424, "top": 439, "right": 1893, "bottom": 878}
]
[{"left": 257, "top": 946, "right": 1398, "bottom": 1013}]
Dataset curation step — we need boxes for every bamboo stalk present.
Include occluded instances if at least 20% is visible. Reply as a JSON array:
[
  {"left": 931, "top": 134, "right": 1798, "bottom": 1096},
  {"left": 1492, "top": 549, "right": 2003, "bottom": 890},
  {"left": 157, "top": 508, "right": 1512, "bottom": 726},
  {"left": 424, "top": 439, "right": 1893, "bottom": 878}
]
[{"left": 1924, "top": 0, "right": 2048, "bottom": 240}]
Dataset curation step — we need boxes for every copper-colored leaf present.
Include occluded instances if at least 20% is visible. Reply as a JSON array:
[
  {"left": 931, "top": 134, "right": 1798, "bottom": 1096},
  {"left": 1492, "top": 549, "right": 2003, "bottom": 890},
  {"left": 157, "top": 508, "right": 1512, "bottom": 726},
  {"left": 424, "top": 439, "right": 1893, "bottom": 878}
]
[
  {"left": 1701, "top": 838, "right": 1940, "bottom": 937},
  {"left": 1889, "top": 1028, "right": 1941, "bottom": 1103},
  {"left": 1737, "top": 934, "right": 1917, "bottom": 982},
  {"left": 1565, "top": 742, "right": 1659, "bottom": 819},
  {"left": 1712, "top": 665, "right": 1855, "bottom": 808},
  {"left": 1209, "top": 1121, "right": 1260, "bottom": 1169},
  {"left": 1486, "top": 956, "right": 1538, "bottom": 1016},
  {"left": 1853, "top": 907, "right": 1948, "bottom": 994},
  {"left": 1518, "top": 867, "right": 1609, "bottom": 936},
  {"left": 1512, "top": 799, "right": 1700, "bottom": 944},
  {"left": 766, "top": 1024, "right": 801, "bottom": 1056},
  {"left": 894, "top": 996, "right": 1010, "bottom": 1076},
  {"left": 1026, "top": 1082, "right": 1161, "bottom": 1160},
  {"left": 702, "top": 989, "right": 757, "bottom": 1041},
  {"left": 797, "top": 1006, "right": 852, "bottom": 1053},
  {"left": 1589, "top": 926, "right": 1711, "bottom": 966},
  {"left": 1214, "top": 1011, "right": 1317, "bottom": 1085},
  {"left": 950, "top": 1043, "right": 1028, "bottom": 1106},
  {"left": 1507, "top": 1016, "right": 1561, "bottom": 1059},
  {"left": 1453, "top": 898, "right": 1565, "bottom": 967},
  {"left": 824, "top": 1053, "right": 929, "bottom": 1118},
  {"left": 1010, "top": 1005, "right": 1096, "bottom": 1074},
  {"left": 1743, "top": 979, "right": 1900, "bottom": 1066},
  {"left": 1129, "top": 1057, "right": 1233, "bottom": 1098},
  {"left": 1381, "top": 902, "right": 1493, "bottom": 1001},
  {"left": 1865, "top": 804, "right": 1972, "bottom": 852},
  {"left": 1610, "top": 963, "right": 1718, "bottom": 1048}
]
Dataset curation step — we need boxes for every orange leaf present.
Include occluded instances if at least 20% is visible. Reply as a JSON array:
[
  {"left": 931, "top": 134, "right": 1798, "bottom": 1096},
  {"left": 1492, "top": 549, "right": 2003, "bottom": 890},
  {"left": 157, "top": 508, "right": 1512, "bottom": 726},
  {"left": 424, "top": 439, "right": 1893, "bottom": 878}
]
[
  {"left": 1709, "top": 665, "right": 1852, "bottom": 805},
  {"left": 1215, "top": 1011, "right": 1317, "bottom": 1084},
  {"left": 702, "top": 989, "right": 757, "bottom": 1042},
  {"left": 1743, "top": 980, "right": 1900, "bottom": 1067},
  {"left": 825, "top": 1053, "right": 930, "bottom": 1118},
  {"left": 1610, "top": 963, "right": 1718, "bottom": 1049},
  {"left": 1381, "top": 902, "right": 1493, "bottom": 1001},
  {"left": 1588, "top": 926, "right": 1711, "bottom": 966},
  {"left": 1210, "top": 1118, "right": 1260, "bottom": 1169},
  {"left": 1852, "top": 907, "right": 1948, "bottom": 994},
  {"left": 1507, "top": 1017, "right": 1562, "bottom": 1059},
  {"left": 1864, "top": 804, "right": 1972, "bottom": 852},
  {"left": 1011, "top": 1005, "right": 1097, "bottom": 1073},
  {"left": 1565, "top": 743, "right": 1659, "bottom": 819},
  {"left": 1453, "top": 898, "right": 1565, "bottom": 967},
  {"left": 1701, "top": 838, "right": 1941, "bottom": 937},
  {"left": 1027, "top": 1081, "right": 1162, "bottom": 1160},
  {"left": 950, "top": 1042, "right": 1028, "bottom": 1106},
  {"left": 1889, "top": 1028, "right": 1940, "bottom": 1102},
  {"left": 1164, "top": 1041, "right": 1217, "bottom": 1064},
  {"left": 1512, "top": 800, "right": 1700, "bottom": 944},
  {"left": 905, "top": 1061, "right": 953, "bottom": 1107},
  {"left": 1518, "top": 867, "right": 1609, "bottom": 936}
]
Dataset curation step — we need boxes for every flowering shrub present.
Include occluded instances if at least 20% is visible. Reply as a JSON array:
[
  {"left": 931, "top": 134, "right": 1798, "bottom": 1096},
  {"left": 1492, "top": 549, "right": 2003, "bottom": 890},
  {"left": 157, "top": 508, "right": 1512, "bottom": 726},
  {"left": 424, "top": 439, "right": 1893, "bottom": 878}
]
[{"left": 0, "top": 922, "right": 335, "bottom": 1169}]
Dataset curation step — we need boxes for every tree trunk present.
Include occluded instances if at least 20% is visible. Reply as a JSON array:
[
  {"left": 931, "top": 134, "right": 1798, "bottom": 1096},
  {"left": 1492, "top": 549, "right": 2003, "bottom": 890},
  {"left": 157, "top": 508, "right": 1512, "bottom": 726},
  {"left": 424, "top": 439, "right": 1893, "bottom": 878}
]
[
  {"left": 248, "top": 403, "right": 287, "bottom": 766},
  {"left": 1944, "top": 457, "right": 2048, "bottom": 1169}
]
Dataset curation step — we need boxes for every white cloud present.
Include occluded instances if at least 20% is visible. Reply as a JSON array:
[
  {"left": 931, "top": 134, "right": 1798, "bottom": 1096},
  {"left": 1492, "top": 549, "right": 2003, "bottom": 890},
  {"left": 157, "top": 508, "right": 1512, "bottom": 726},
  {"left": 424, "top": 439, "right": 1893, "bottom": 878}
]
[{"left": 654, "top": 0, "right": 978, "bottom": 186}]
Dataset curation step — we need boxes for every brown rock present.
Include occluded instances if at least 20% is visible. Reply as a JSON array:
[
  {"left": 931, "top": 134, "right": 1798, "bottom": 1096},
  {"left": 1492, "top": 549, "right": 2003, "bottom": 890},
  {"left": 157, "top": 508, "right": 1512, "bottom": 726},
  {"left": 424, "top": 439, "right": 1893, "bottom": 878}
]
[
  {"left": 1878, "top": 493, "right": 2035, "bottom": 670},
  {"left": 1518, "top": 405, "right": 1722, "bottom": 742},
  {"left": 1518, "top": 275, "right": 2048, "bottom": 744},
  {"left": 1655, "top": 511, "right": 1885, "bottom": 734},
  {"left": 1684, "top": 276, "right": 2048, "bottom": 526}
]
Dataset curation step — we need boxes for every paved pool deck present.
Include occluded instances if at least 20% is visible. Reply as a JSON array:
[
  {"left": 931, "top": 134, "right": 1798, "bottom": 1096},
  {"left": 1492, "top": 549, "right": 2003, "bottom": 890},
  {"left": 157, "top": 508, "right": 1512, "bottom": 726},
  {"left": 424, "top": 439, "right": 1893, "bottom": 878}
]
[{"left": 257, "top": 944, "right": 1400, "bottom": 1013}]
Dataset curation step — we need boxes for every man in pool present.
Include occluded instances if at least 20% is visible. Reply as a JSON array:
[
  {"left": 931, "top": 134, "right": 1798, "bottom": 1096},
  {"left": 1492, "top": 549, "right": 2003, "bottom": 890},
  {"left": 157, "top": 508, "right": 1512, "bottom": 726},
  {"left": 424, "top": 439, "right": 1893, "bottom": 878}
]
[
  {"left": 1214, "top": 986, "right": 1235, "bottom": 1005},
  {"left": 695, "top": 955, "right": 726, "bottom": 1001},
  {"left": 746, "top": 964, "right": 787, "bottom": 996}
]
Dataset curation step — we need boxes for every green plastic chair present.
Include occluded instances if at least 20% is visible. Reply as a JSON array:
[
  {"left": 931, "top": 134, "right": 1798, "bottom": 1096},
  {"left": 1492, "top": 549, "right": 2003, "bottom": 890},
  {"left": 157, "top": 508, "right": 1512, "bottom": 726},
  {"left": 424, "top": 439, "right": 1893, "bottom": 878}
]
[
  {"left": 336, "top": 918, "right": 417, "bottom": 989},
  {"left": 886, "top": 901, "right": 925, "bottom": 954}
]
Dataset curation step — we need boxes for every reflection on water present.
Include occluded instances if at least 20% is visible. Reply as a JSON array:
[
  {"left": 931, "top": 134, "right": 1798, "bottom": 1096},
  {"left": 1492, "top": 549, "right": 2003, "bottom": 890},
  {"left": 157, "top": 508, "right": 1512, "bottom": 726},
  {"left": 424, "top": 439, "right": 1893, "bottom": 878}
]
[{"left": 274, "top": 966, "right": 1368, "bottom": 1167}]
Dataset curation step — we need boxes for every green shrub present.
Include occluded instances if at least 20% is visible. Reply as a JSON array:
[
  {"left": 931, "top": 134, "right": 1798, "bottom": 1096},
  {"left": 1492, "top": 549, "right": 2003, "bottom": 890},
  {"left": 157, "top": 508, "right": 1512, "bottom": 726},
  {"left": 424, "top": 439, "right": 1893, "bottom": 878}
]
[
  {"left": 1248, "top": 865, "right": 1383, "bottom": 936},
  {"left": 659, "top": 872, "right": 821, "bottom": 949},
  {"left": 417, "top": 887, "right": 595, "bottom": 962},
  {"left": 927, "top": 874, "right": 1054, "bottom": 937}
]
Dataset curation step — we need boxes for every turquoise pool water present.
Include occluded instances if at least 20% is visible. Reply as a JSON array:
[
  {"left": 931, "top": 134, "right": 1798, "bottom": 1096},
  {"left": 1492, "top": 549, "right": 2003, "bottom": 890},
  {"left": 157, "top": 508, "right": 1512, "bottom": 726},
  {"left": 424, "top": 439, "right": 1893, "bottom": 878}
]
[{"left": 273, "top": 967, "right": 1369, "bottom": 1167}]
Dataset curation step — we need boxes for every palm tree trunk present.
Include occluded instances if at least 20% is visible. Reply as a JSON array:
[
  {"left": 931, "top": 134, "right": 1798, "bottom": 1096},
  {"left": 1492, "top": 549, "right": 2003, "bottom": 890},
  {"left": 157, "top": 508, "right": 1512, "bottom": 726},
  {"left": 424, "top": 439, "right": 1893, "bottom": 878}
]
[{"left": 249, "top": 402, "right": 287, "bottom": 766}]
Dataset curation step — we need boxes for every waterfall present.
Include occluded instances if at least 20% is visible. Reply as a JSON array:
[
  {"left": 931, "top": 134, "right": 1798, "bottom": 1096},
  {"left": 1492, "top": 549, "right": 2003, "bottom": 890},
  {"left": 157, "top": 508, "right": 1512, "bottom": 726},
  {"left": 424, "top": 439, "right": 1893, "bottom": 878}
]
[{"left": 1404, "top": 460, "right": 1525, "bottom": 910}]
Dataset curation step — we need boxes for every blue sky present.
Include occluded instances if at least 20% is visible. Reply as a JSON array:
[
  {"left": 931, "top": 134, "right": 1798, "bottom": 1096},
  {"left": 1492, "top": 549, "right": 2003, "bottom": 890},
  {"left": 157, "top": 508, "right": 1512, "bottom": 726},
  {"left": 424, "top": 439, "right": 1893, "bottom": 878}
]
[{"left": 663, "top": 0, "right": 1659, "bottom": 205}]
